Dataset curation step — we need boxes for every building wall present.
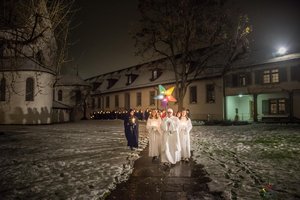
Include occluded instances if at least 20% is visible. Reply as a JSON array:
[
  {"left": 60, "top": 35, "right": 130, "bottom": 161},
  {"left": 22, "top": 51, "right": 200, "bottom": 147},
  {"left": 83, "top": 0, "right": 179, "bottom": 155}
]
[
  {"left": 54, "top": 85, "right": 90, "bottom": 121},
  {"left": 51, "top": 109, "right": 70, "bottom": 123},
  {"left": 294, "top": 90, "right": 300, "bottom": 119},
  {"left": 88, "top": 77, "right": 224, "bottom": 121},
  {"left": 0, "top": 71, "right": 54, "bottom": 124}
]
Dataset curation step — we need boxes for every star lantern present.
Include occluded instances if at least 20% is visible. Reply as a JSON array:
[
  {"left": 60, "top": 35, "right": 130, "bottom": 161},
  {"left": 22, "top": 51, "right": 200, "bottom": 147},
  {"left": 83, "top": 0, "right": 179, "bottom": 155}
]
[{"left": 154, "top": 85, "right": 177, "bottom": 108}]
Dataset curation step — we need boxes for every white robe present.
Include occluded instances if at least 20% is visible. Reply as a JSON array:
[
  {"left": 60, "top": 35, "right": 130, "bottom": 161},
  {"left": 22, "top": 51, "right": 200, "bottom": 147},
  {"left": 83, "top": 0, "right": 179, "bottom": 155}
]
[
  {"left": 178, "top": 118, "right": 193, "bottom": 159},
  {"left": 160, "top": 116, "right": 181, "bottom": 164},
  {"left": 146, "top": 117, "right": 162, "bottom": 157}
]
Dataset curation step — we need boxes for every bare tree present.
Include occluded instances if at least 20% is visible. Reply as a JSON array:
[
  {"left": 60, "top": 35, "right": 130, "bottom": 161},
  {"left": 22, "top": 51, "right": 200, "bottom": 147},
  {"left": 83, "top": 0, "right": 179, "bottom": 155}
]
[
  {"left": 134, "top": 0, "right": 251, "bottom": 111},
  {"left": 0, "top": 0, "right": 76, "bottom": 98}
]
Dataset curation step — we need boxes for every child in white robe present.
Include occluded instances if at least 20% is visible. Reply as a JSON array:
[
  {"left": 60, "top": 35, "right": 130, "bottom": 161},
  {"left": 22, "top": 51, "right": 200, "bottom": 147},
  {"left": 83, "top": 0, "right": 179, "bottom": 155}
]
[
  {"left": 146, "top": 109, "right": 162, "bottom": 160},
  {"left": 178, "top": 109, "right": 193, "bottom": 162}
]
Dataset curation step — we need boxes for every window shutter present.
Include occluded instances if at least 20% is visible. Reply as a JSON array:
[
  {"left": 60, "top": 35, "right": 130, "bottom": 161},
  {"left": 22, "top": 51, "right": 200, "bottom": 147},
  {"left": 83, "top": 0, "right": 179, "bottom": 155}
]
[
  {"left": 246, "top": 72, "right": 252, "bottom": 85},
  {"left": 262, "top": 100, "right": 269, "bottom": 114},
  {"left": 255, "top": 71, "right": 261, "bottom": 85},
  {"left": 279, "top": 68, "right": 287, "bottom": 82}
]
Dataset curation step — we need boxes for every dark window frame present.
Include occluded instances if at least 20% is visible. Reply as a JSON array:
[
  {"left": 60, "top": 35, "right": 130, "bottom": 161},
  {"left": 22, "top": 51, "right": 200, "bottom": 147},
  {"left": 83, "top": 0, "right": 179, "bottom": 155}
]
[
  {"left": 58, "top": 90, "right": 62, "bottom": 101},
  {"left": 206, "top": 84, "right": 215, "bottom": 103},
  {"left": 115, "top": 95, "right": 119, "bottom": 108},
  {"left": 25, "top": 77, "right": 34, "bottom": 101},
  {"left": 106, "top": 96, "right": 110, "bottom": 108},
  {"left": 189, "top": 86, "right": 197, "bottom": 104},
  {"left": 149, "top": 91, "right": 155, "bottom": 106},
  {"left": 0, "top": 78, "right": 6, "bottom": 101},
  {"left": 136, "top": 92, "right": 142, "bottom": 106}
]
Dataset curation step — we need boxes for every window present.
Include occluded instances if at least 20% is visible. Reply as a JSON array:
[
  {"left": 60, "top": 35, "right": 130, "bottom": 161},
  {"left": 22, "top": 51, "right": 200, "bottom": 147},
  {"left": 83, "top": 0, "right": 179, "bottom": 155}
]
[
  {"left": 269, "top": 99, "right": 287, "bottom": 114},
  {"left": 239, "top": 74, "right": 246, "bottom": 86},
  {"left": 75, "top": 90, "right": 81, "bottom": 104},
  {"left": 136, "top": 92, "right": 142, "bottom": 106},
  {"left": 206, "top": 84, "right": 215, "bottom": 103},
  {"left": 97, "top": 97, "right": 101, "bottom": 108},
  {"left": 115, "top": 95, "right": 119, "bottom": 108},
  {"left": 127, "top": 75, "right": 132, "bottom": 85},
  {"left": 149, "top": 91, "right": 155, "bottom": 106},
  {"left": 0, "top": 78, "right": 6, "bottom": 101},
  {"left": 271, "top": 69, "right": 279, "bottom": 83},
  {"left": 152, "top": 70, "right": 158, "bottom": 80},
  {"left": 58, "top": 90, "right": 62, "bottom": 101},
  {"left": 263, "top": 69, "right": 279, "bottom": 84},
  {"left": 126, "top": 74, "right": 138, "bottom": 85},
  {"left": 150, "top": 69, "right": 162, "bottom": 81},
  {"left": 107, "top": 78, "right": 118, "bottom": 89},
  {"left": 26, "top": 78, "right": 34, "bottom": 101},
  {"left": 189, "top": 86, "right": 197, "bottom": 103},
  {"left": 92, "top": 98, "right": 95, "bottom": 109},
  {"left": 106, "top": 96, "right": 110, "bottom": 108}
]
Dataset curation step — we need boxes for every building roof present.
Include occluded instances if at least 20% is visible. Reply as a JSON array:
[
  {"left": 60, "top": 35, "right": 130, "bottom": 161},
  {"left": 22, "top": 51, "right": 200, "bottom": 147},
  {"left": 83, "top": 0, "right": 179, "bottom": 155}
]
[
  {"left": 52, "top": 101, "right": 72, "bottom": 109},
  {"left": 85, "top": 50, "right": 300, "bottom": 94},
  {"left": 56, "top": 74, "right": 90, "bottom": 87}
]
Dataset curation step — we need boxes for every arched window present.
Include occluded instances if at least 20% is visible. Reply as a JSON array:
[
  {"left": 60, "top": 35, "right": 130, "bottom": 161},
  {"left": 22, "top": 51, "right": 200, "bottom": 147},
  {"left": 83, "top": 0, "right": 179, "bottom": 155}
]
[
  {"left": 0, "top": 78, "right": 6, "bottom": 101},
  {"left": 26, "top": 78, "right": 34, "bottom": 101},
  {"left": 58, "top": 90, "right": 63, "bottom": 101}
]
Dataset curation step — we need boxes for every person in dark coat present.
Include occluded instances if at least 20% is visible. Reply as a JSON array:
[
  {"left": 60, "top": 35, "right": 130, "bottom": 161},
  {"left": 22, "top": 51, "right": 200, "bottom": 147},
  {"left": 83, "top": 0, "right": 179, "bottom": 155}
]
[{"left": 124, "top": 109, "right": 139, "bottom": 150}]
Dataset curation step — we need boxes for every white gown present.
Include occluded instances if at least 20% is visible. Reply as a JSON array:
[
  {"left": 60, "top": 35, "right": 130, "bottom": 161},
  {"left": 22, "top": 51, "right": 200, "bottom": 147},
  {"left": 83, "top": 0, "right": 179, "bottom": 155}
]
[
  {"left": 178, "top": 118, "right": 193, "bottom": 159},
  {"left": 160, "top": 116, "right": 181, "bottom": 164},
  {"left": 146, "top": 117, "right": 162, "bottom": 157}
]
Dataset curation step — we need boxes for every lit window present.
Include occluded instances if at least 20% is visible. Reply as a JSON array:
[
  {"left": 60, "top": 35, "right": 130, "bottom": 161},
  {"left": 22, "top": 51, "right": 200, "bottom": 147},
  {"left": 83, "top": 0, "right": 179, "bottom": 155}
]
[
  {"left": 269, "top": 99, "right": 286, "bottom": 114},
  {"left": 271, "top": 69, "right": 279, "bottom": 83},
  {"left": 26, "top": 78, "right": 34, "bottom": 101},
  {"left": 263, "top": 69, "right": 279, "bottom": 84},
  {"left": 263, "top": 70, "right": 271, "bottom": 84}
]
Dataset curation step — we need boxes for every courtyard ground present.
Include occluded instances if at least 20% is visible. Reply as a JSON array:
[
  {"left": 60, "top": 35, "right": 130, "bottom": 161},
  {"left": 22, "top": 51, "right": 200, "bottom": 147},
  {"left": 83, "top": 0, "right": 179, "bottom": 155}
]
[{"left": 0, "top": 120, "right": 299, "bottom": 199}]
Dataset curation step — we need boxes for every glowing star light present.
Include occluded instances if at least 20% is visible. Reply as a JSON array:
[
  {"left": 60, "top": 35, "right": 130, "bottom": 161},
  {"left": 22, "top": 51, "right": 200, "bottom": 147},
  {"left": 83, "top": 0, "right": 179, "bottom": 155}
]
[{"left": 154, "top": 85, "right": 177, "bottom": 108}]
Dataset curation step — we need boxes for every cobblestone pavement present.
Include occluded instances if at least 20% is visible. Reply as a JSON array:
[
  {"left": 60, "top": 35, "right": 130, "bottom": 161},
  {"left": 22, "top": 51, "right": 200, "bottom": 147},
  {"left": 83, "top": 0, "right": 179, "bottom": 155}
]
[{"left": 106, "top": 147, "right": 225, "bottom": 200}]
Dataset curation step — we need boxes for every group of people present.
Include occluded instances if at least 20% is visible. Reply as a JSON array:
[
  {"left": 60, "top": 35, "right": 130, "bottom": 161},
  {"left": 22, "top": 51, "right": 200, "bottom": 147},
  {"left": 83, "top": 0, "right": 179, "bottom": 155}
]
[{"left": 124, "top": 108, "right": 192, "bottom": 166}]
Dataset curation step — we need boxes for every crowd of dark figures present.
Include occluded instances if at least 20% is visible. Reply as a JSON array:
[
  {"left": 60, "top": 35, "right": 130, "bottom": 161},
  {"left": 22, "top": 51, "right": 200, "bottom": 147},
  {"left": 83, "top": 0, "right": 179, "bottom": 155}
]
[
  {"left": 90, "top": 108, "right": 190, "bottom": 121},
  {"left": 90, "top": 109, "right": 150, "bottom": 121}
]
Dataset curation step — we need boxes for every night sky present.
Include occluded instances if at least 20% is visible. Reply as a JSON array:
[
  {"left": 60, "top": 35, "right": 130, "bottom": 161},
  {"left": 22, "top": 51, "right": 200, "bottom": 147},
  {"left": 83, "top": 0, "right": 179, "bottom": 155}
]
[{"left": 69, "top": 0, "right": 300, "bottom": 79}]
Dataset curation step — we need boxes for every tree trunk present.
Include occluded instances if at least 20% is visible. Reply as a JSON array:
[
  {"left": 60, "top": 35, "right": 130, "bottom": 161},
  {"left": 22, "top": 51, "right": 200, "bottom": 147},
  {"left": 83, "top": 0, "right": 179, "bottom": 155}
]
[
  {"left": 222, "top": 76, "right": 227, "bottom": 121},
  {"left": 177, "top": 98, "right": 184, "bottom": 111}
]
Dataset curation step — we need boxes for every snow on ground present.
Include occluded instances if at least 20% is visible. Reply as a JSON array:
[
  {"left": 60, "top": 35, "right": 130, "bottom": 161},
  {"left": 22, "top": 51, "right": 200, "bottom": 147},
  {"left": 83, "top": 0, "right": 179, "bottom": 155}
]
[
  {"left": 0, "top": 120, "right": 148, "bottom": 199},
  {"left": 1, "top": 121, "right": 299, "bottom": 200},
  {"left": 191, "top": 123, "right": 300, "bottom": 200}
]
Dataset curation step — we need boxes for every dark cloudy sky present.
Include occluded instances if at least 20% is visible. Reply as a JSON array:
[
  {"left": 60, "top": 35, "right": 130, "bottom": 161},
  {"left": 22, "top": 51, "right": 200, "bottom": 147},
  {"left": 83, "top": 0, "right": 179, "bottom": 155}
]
[{"left": 69, "top": 0, "right": 300, "bottom": 79}]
